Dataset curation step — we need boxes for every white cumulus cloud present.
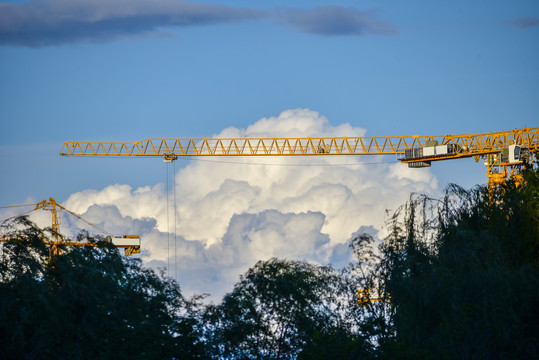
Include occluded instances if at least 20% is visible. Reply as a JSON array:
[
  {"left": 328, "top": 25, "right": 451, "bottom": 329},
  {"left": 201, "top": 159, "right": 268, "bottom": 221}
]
[{"left": 53, "top": 108, "right": 440, "bottom": 300}]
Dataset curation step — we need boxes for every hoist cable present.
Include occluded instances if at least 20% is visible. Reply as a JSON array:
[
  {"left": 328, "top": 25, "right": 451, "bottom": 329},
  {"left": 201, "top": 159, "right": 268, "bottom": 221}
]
[
  {"left": 0, "top": 203, "right": 38, "bottom": 209},
  {"left": 58, "top": 205, "right": 114, "bottom": 237},
  {"left": 0, "top": 208, "right": 38, "bottom": 224},
  {"left": 176, "top": 157, "right": 399, "bottom": 167},
  {"left": 174, "top": 160, "right": 178, "bottom": 283},
  {"left": 166, "top": 163, "right": 170, "bottom": 277}
]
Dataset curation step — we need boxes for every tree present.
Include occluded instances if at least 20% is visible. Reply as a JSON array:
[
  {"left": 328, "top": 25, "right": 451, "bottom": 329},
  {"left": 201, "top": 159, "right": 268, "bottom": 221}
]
[
  {"left": 366, "top": 167, "right": 539, "bottom": 359},
  {"left": 0, "top": 218, "right": 208, "bottom": 360},
  {"left": 347, "top": 232, "right": 397, "bottom": 359},
  {"left": 206, "top": 258, "right": 362, "bottom": 360}
]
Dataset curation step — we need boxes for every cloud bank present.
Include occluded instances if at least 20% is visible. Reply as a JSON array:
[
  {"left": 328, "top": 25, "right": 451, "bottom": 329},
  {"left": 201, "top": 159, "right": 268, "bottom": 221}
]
[
  {"left": 0, "top": 0, "right": 264, "bottom": 47},
  {"left": 276, "top": 6, "right": 398, "bottom": 36},
  {"left": 505, "top": 17, "right": 539, "bottom": 29},
  {"left": 38, "top": 108, "right": 438, "bottom": 300},
  {"left": 0, "top": 0, "right": 397, "bottom": 47}
]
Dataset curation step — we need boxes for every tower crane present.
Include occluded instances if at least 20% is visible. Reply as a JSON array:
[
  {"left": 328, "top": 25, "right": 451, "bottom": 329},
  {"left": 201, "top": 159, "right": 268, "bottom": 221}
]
[
  {"left": 0, "top": 197, "right": 141, "bottom": 256},
  {"left": 59, "top": 127, "right": 539, "bottom": 193},
  {"left": 58, "top": 126, "right": 538, "bottom": 303}
]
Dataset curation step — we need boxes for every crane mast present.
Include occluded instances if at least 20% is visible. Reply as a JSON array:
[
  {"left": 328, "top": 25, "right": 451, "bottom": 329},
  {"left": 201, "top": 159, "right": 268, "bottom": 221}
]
[{"left": 60, "top": 127, "right": 539, "bottom": 192}]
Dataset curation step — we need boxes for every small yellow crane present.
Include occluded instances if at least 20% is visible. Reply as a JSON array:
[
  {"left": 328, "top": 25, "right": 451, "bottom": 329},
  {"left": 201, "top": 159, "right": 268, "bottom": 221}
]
[
  {"left": 358, "top": 287, "right": 391, "bottom": 307},
  {"left": 0, "top": 197, "right": 140, "bottom": 256}
]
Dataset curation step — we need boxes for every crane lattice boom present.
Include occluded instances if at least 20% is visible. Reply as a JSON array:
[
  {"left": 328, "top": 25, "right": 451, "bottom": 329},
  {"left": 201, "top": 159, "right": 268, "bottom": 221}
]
[
  {"left": 60, "top": 127, "right": 538, "bottom": 160},
  {"left": 60, "top": 127, "right": 539, "bottom": 196}
]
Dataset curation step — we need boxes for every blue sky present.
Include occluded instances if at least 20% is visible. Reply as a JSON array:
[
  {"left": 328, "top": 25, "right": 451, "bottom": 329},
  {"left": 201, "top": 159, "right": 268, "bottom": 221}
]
[
  {"left": 0, "top": 0, "right": 538, "bottom": 296},
  {"left": 1, "top": 1, "right": 538, "bottom": 204}
]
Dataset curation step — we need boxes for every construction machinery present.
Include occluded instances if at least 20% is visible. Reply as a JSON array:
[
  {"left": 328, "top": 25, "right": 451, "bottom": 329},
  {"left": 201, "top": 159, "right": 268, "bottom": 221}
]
[
  {"left": 0, "top": 197, "right": 140, "bottom": 256},
  {"left": 358, "top": 287, "right": 391, "bottom": 307},
  {"left": 59, "top": 127, "right": 538, "bottom": 193},
  {"left": 57, "top": 126, "right": 539, "bottom": 304}
]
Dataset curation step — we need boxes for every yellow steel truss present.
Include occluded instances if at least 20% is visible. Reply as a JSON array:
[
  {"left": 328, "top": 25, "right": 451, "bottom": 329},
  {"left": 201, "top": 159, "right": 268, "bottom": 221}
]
[
  {"left": 60, "top": 127, "right": 538, "bottom": 189},
  {"left": 60, "top": 127, "right": 538, "bottom": 159},
  {"left": 358, "top": 287, "right": 391, "bottom": 307}
]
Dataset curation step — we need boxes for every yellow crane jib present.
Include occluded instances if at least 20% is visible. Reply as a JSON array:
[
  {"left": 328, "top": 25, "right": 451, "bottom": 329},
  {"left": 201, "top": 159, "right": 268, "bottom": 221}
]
[
  {"left": 59, "top": 127, "right": 538, "bottom": 158},
  {"left": 59, "top": 127, "right": 539, "bottom": 194}
]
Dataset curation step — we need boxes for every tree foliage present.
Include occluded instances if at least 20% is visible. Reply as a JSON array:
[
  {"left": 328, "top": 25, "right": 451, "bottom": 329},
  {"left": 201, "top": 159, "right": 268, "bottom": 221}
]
[
  {"left": 0, "top": 219, "right": 207, "bottom": 360},
  {"left": 365, "top": 167, "right": 539, "bottom": 359},
  {"left": 2, "top": 167, "right": 537, "bottom": 359},
  {"left": 206, "top": 258, "right": 363, "bottom": 360}
]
